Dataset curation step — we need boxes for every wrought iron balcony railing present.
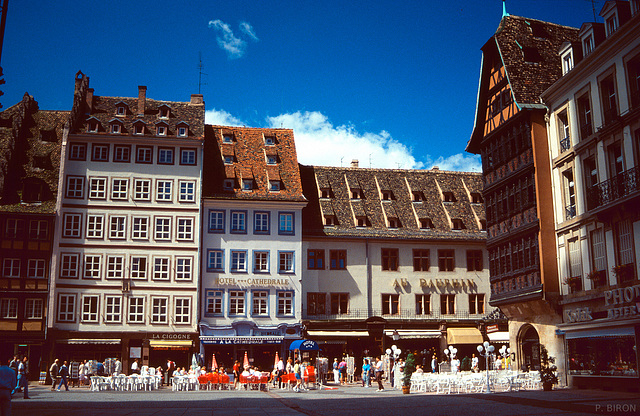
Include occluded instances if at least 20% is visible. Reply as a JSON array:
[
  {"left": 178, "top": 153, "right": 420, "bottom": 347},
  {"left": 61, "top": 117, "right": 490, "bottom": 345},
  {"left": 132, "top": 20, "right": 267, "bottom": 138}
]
[
  {"left": 586, "top": 166, "right": 640, "bottom": 210},
  {"left": 560, "top": 136, "right": 571, "bottom": 153},
  {"left": 580, "top": 122, "right": 593, "bottom": 139},
  {"left": 565, "top": 204, "right": 576, "bottom": 220}
]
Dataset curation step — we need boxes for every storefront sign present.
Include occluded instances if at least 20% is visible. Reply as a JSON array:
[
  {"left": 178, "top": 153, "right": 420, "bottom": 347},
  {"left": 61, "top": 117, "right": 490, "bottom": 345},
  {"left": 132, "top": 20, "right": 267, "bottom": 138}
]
[
  {"left": 564, "top": 306, "right": 593, "bottom": 323},
  {"left": 149, "top": 333, "right": 192, "bottom": 340},
  {"left": 604, "top": 284, "right": 640, "bottom": 320},
  {"left": 486, "top": 324, "right": 499, "bottom": 333},
  {"left": 419, "top": 278, "right": 476, "bottom": 289},
  {"left": 214, "top": 277, "right": 290, "bottom": 287},
  {"left": 206, "top": 337, "right": 282, "bottom": 345}
]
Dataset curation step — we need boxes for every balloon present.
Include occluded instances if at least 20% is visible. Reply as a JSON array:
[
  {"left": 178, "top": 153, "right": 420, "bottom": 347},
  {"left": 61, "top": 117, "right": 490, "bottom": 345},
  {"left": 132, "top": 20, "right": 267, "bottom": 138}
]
[
  {"left": 444, "top": 349, "right": 449, "bottom": 355},
  {"left": 385, "top": 349, "right": 391, "bottom": 355}
]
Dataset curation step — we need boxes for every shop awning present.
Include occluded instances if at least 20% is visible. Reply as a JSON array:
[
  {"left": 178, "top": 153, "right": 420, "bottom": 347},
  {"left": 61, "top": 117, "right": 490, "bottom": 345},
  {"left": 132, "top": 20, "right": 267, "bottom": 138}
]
[
  {"left": 306, "top": 330, "right": 369, "bottom": 337},
  {"left": 565, "top": 326, "right": 635, "bottom": 340},
  {"left": 446, "top": 328, "right": 483, "bottom": 345},
  {"left": 60, "top": 339, "right": 121, "bottom": 345},
  {"left": 200, "top": 336, "right": 283, "bottom": 345},
  {"left": 149, "top": 340, "right": 193, "bottom": 348},
  {"left": 384, "top": 330, "right": 441, "bottom": 339},
  {"left": 487, "top": 331, "right": 510, "bottom": 343},
  {"left": 289, "top": 339, "right": 320, "bottom": 351}
]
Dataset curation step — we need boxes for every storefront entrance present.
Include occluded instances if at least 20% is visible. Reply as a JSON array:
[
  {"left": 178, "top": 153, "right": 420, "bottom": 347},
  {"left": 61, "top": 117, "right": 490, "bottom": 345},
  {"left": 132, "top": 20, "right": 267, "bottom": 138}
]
[{"left": 519, "top": 325, "right": 540, "bottom": 371}]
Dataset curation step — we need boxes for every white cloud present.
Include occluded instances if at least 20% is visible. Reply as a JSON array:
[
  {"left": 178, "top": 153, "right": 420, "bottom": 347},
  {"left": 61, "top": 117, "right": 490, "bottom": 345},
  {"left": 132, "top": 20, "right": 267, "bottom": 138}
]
[
  {"left": 266, "top": 111, "right": 423, "bottom": 169},
  {"left": 426, "top": 153, "right": 482, "bottom": 172},
  {"left": 205, "top": 109, "right": 245, "bottom": 126},
  {"left": 208, "top": 19, "right": 247, "bottom": 59},
  {"left": 239, "top": 22, "right": 259, "bottom": 41}
]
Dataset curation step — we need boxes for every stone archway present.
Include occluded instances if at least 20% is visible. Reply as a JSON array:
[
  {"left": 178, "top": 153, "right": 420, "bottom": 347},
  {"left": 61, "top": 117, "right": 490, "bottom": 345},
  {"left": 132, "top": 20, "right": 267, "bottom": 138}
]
[{"left": 518, "top": 324, "right": 541, "bottom": 371}]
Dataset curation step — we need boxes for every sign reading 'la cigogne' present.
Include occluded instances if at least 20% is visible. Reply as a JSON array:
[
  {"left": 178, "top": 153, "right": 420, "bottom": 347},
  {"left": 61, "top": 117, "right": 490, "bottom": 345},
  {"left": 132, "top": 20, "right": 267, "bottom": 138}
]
[{"left": 213, "top": 277, "right": 290, "bottom": 287}]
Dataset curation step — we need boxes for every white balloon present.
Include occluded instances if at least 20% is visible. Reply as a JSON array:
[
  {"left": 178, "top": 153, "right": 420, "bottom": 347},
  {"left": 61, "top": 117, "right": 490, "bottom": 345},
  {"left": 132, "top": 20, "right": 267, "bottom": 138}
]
[
  {"left": 396, "top": 349, "right": 402, "bottom": 355},
  {"left": 444, "top": 349, "right": 449, "bottom": 355},
  {"left": 391, "top": 345, "right": 397, "bottom": 351},
  {"left": 385, "top": 349, "right": 391, "bottom": 355}
]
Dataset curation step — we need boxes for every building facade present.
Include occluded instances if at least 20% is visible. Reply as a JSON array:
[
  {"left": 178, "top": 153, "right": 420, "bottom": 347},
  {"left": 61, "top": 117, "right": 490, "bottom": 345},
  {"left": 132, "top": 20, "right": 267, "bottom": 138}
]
[
  {"left": 199, "top": 126, "right": 307, "bottom": 370},
  {"left": 0, "top": 93, "right": 68, "bottom": 376},
  {"left": 300, "top": 163, "right": 505, "bottom": 367},
  {"left": 48, "top": 73, "right": 205, "bottom": 370},
  {"left": 466, "top": 13, "right": 580, "bottom": 379},
  {"left": 542, "top": 0, "right": 640, "bottom": 390}
]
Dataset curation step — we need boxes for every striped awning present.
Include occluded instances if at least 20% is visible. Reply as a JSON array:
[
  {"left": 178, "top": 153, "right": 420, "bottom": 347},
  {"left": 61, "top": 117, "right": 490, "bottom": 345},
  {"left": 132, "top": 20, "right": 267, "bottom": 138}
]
[
  {"left": 60, "top": 339, "right": 121, "bottom": 345},
  {"left": 149, "top": 340, "right": 193, "bottom": 348},
  {"left": 200, "top": 336, "right": 283, "bottom": 345}
]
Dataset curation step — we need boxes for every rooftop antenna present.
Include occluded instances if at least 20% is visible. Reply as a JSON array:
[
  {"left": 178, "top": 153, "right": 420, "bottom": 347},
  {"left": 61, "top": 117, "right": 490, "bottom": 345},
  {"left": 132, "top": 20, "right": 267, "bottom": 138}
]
[
  {"left": 502, "top": 0, "right": 509, "bottom": 17},
  {"left": 591, "top": 0, "right": 597, "bottom": 22},
  {"left": 198, "top": 52, "right": 207, "bottom": 94},
  {"left": 369, "top": 153, "right": 372, "bottom": 168},
  {"left": 340, "top": 157, "right": 344, "bottom": 167}
]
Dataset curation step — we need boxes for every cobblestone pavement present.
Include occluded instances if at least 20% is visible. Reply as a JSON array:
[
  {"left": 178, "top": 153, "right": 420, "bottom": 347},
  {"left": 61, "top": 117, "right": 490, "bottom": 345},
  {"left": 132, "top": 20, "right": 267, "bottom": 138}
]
[{"left": 10, "top": 382, "right": 640, "bottom": 416}]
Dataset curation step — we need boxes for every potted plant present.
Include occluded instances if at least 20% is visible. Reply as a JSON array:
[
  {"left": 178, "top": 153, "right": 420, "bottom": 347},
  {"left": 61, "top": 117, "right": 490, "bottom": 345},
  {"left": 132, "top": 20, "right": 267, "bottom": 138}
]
[
  {"left": 587, "top": 270, "right": 606, "bottom": 286},
  {"left": 612, "top": 263, "right": 634, "bottom": 283},
  {"left": 402, "top": 353, "right": 416, "bottom": 394},
  {"left": 539, "top": 345, "right": 558, "bottom": 391},
  {"left": 562, "top": 276, "right": 582, "bottom": 292}
]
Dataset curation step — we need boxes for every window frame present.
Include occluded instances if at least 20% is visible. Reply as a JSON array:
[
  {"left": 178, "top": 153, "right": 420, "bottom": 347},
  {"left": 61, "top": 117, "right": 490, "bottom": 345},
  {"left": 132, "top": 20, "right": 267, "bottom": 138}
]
[
  {"left": 130, "top": 256, "right": 148, "bottom": 280},
  {"left": 83, "top": 254, "right": 102, "bottom": 279},
  {"left": 207, "top": 249, "right": 224, "bottom": 272},
  {"left": 128, "top": 296, "right": 146, "bottom": 324},
  {"left": 415, "top": 294, "right": 431, "bottom": 315},
  {"left": 106, "top": 255, "right": 125, "bottom": 279},
  {"left": 381, "top": 293, "right": 400, "bottom": 315},
  {"left": 176, "top": 217, "right": 194, "bottom": 241},
  {"left": 131, "top": 216, "right": 149, "bottom": 240},
  {"left": 104, "top": 295, "right": 123, "bottom": 323},
  {"left": 228, "top": 290, "right": 246, "bottom": 316},
  {"left": 278, "top": 212, "right": 295, "bottom": 236},
  {"left": 469, "top": 293, "right": 485, "bottom": 315},
  {"left": 57, "top": 293, "right": 76, "bottom": 323},
  {"left": 230, "top": 250, "right": 248, "bottom": 273},
  {"left": 438, "top": 249, "right": 455, "bottom": 272},
  {"left": 413, "top": 249, "right": 430, "bottom": 272},
  {"left": 178, "top": 180, "right": 196, "bottom": 203},
  {"left": 27, "top": 259, "right": 46, "bottom": 279},
  {"left": 174, "top": 296, "right": 191, "bottom": 324},
  {"left": 153, "top": 256, "right": 171, "bottom": 280},
  {"left": 2, "top": 259, "right": 20, "bottom": 278},
  {"left": 59, "top": 253, "right": 79, "bottom": 279},
  {"left": 208, "top": 210, "right": 225, "bottom": 233},
  {"left": 205, "top": 289, "right": 224, "bottom": 316},
  {"left": 307, "top": 249, "right": 325, "bottom": 270},
  {"left": 89, "top": 177, "right": 107, "bottom": 200},
  {"left": 381, "top": 248, "right": 399, "bottom": 271},
  {"left": 113, "top": 144, "right": 131, "bottom": 163},
  {"left": 156, "top": 180, "right": 173, "bottom": 202},
  {"left": 151, "top": 296, "right": 169, "bottom": 324},
  {"left": 175, "top": 257, "right": 193, "bottom": 281},
  {"left": 466, "top": 250, "right": 484, "bottom": 272},
  {"left": 91, "top": 144, "right": 110, "bottom": 162},
  {"left": 136, "top": 146, "right": 153, "bottom": 164},
  {"left": 154, "top": 216, "right": 172, "bottom": 241},
  {"left": 277, "top": 291, "right": 294, "bottom": 317},
  {"left": 254, "top": 211, "right": 270, "bottom": 235},
  {"left": 69, "top": 143, "right": 87, "bottom": 161},
  {"left": 110, "top": 178, "right": 129, "bottom": 201},
  {"left": 157, "top": 147, "right": 174, "bottom": 165},
  {"left": 252, "top": 290, "right": 269, "bottom": 316},
  {"left": 25, "top": 298, "right": 44, "bottom": 319},
  {"left": 180, "top": 148, "right": 197, "bottom": 165},
  {"left": 278, "top": 251, "right": 295, "bottom": 274},
  {"left": 253, "top": 250, "right": 270, "bottom": 274},
  {"left": 108, "top": 215, "right": 127, "bottom": 240},
  {"left": 230, "top": 210, "right": 247, "bottom": 234},
  {"left": 133, "top": 179, "right": 151, "bottom": 201},
  {"left": 65, "top": 176, "right": 85, "bottom": 199},
  {"left": 0, "top": 298, "right": 18, "bottom": 319},
  {"left": 329, "top": 250, "right": 347, "bottom": 270}
]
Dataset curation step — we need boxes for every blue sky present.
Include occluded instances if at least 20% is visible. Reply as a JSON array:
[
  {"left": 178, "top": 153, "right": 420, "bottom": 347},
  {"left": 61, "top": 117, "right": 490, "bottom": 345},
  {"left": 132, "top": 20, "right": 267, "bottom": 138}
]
[{"left": 3, "top": 1, "right": 605, "bottom": 171}]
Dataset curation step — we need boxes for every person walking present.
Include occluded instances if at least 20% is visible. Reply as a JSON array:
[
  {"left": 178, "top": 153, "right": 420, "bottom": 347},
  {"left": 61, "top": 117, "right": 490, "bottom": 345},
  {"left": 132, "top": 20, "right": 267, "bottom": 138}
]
[
  {"left": 130, "top": 358, "right": 139, "bottom": 375},
  {"left": 332, "top": 358, "right": 339, "bottom": 385},
  {"left": 338, "top": 358, "right": 347, "bottom": 385},
  {"left": 49, "top": 359, "right": 60, "bottom": 391},
  {"left": 293, "top": 360, "right": 302, "bottom": 392},
  {"left": 114, "top": 358, "right": 122, "bottom": 376},
  {"left": 361, "top": 359, "right": 371, "bottom": 387},
  {"left": 0, "top": 359, "right": 16, "bottom": 415},
  {"left": 12, "top": 356, "right": 30, "bottom": 398},
  {"left": 431, "top": 354, "right": 437, "bottom": 373},
  {"left": 56, "top": 360, "right": 69, "bottom": 391},
  {"left": 233, "top": 360, "right": 241, "bottom": 390},
  {"left": 374, "top": 357, "right": 384, "bottom": 391}
]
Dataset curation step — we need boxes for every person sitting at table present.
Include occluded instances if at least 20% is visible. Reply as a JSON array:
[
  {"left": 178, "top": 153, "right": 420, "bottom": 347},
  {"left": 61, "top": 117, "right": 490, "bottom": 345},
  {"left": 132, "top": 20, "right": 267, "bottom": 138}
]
[
  {"left": 156, "top": 367, "right": 163, "bottom": 385},
  {"left": 415, "top": 365, "right": 424, "bottom": 374},
  {"left": 172, "top": 367, "right": 181, "bottom": 377},
  {"left": 253, "top": 368, "right": 262, "bottom": 378}
]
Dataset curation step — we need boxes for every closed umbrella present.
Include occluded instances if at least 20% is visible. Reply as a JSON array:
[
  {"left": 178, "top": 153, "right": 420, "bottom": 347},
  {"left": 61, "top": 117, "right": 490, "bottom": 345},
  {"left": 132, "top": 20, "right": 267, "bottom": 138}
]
[
  {"left": 212, "top": 354, "right": 218, "bottom": 370},
  {"left": 243, "top": 351, "right": 250, "bottom": 370},
  {"left": 274, "top": 351, "right": 279, "bottom": 370}
]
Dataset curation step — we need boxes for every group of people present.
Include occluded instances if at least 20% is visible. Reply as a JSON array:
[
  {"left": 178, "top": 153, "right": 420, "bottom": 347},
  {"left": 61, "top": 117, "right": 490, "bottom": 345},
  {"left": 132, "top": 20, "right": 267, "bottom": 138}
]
[{"left": 0, "top": 355, "right": 30, "bottom": 414}]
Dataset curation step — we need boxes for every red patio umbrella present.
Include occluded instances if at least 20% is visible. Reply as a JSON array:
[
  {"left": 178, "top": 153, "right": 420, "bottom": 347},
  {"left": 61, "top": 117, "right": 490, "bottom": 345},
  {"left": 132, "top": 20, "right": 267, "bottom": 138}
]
[
  {"left": 243, "top": 351, "right": 250, "bottom": 370},
  {"left": 274, "top": 351, "right": 279, "bottom": 369},
  {"left": 211, "top": 353, "right": 218, "bottom": 370}
]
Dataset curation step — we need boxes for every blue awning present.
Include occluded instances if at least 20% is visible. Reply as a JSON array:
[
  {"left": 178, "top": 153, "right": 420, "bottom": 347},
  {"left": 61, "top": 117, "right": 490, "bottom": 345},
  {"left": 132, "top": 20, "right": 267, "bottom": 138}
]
[{"left": 289, "top": 339, "right": 320, "bottom": 351}]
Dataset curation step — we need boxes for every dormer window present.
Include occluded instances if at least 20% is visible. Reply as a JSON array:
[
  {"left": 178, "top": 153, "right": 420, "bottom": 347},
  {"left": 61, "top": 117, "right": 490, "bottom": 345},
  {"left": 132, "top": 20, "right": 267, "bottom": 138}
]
[
  {"left": 264, "top": 136, "right": 275, "bottom": 146},
  {"left": 412, "top": 191, "right": 425, "bottom": 202},
  {"left": 420, "top": 218, "right": 434, "bottom": 229},
  {"left": 269, "top": 181, "right": 281, "bottom": 192},
  {"left": 156, "top": 125, "right": 167, "bottom": 136},
  {"left": 320, "top": 188, "right": 333, "bottom": 199},
  {"left": 116, "top": 105, "right": 126, "bottom": 116},
  {"left": 388, "top": 217, "right": 400, "bottom": 228},
  {"left": 351, "top": 188, "right": 363, "bottom": 199},
  {"left": 480, "top": 220, "right": 487, "bottom": 230},
  {"left": 223, "top": 133, "right": 234, "bottom": 143},
  {"left": 561, "top": 50, "right": 573, "bottom": 75},
  {"left": 158, "top": 106, "right": 170, "bottom": 118},
  {"left": 110, "top": 122, "right": 122, "bottom": 134},
  {"left": 356, "top": 216, "right": 370, "bottom": 227},
  {"left": 178, "top": 126, "right": 188, "bottom": 137},
  {"left": 471, "top": 192, "right": 484, "bottom": 204},
  {"left": 223, "top": 179, "right": 234, "bottom": 191},
  {"left": 242, "top": 179, "right": 253, "bottom": 191},
  {"left": 632, "top": 0, "right": 640, "bottom": 16},
  {"left": 443, "top": 192, "right": 456, "bottom": 202},
  {"left": 606, "top": 14, "right": 618, "bottom": 37},
  {"left": 381, "top": 190, "right": 394, "bottom": 201},
  {"left": 266, "top": 155, "right": 277, "bottom": 165},
  {"left": 583, "top": 34, "right": 594, "bottom": 56},
  {"left": 133, "top": 122, "right": 145, "bottom": 135},
  {"left": 324, "top": 215, "right": 338, "bottom": 226},
  {"left": 87, "top": 119, "right": 100, "bottom": 133},
  {"left": 452, "top": 218, "right": 465, "bottom": 230},
  {"left": 224, "top": 155, "right": 234, "bottom": 165}
]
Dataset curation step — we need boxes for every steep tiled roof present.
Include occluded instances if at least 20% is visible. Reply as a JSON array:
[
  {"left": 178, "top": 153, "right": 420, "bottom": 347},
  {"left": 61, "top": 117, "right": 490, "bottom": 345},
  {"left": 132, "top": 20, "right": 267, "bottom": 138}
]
[
  {"left": 301, "top": 165, "right": 486, "bottom": 241},
  {"left": 202, "top": 125, "right": 306, "bottom": 202},
  {"left": 494, "top": 15, "right": 579, "bottom": 104},
  {"left": 0, "top": 93, "right": 68, "bottom": 213}
]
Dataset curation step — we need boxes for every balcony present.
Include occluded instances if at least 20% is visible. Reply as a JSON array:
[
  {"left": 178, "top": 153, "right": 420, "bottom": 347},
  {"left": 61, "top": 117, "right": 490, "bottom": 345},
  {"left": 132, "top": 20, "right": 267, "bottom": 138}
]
[
  {"left": 602, "top": 107, "right": 619, "bottom": 126},
  {"left": 586, "top": 166, "right": 640, "bottom": 210},
  {"left": 559, "top": 136, "right": 571, "bottom": 153},
  {"left": 580, "top": 122, "right": 593, "bottom": 139},
  {"left": 565, "top": 204, "right": 576, "bottom": 220},
  {"left": 302, "top": 308, "right": 498, "bottom": 321}
]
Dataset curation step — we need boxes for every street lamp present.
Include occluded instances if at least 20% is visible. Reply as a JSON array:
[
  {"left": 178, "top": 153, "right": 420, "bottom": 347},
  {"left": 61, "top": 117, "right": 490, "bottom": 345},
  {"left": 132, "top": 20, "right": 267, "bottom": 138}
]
[{"left": 477, "top": 341, "right": 495, "bottom": 393}]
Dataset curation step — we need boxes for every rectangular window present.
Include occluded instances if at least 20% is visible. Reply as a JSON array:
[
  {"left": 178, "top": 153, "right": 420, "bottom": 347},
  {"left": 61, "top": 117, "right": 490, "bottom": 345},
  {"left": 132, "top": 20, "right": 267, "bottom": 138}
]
[
  {"left": 254, "top": 211, "right": 270, "bottom": 234},
  {"left": 83, "top": 255, "right": 101, "bottom": 279},
  {"left": 92, "top": 144, "right": 109, "bottom": 161},
  {"left": 27, "top": 259, "right": 46, "bottom": 278},
  {"left": 330, "top": 250, "right": 347, "bottom": 270},
  {"left": 413, "top": 249, "right": 430, "bottom": 272},
  {"left": 136, "top": 146, "right": 153, "bottom": 163},
  {"left": 128, "top": 296, "right": 145, "bottom": 323},
  {"left": 65, "top": 176, "right": 84, "bottom": 199},
  {"left": 254, "top": 251, "right": 269, "bottom": 273},
  {"left": 57, "top": 294, "right": 76, "bottom": 322},
  {"left": 230, "top": 251, "right": 247, "bottom": 272},
  {"left": 153, "top": 257, "right": 170, "bottom": 280},
  {"left": 307, "top": 292, "right": 326, "bottom": 315},
  {"left": 207, "top": 250, "right": 224, "bottom": 272},
  {"left": 174, "top": 297, "right": 191, "bottom": 324},
  {"left": 438, "top": 249, "right": 455, "bottom": 272},
  {"left": 151, "top": 297, "right": 168, "bottom": 324},
  {"left": 175, "top": 257, "right": 192, "bottom": 281},
  {"left": 4, "top": 219, "right": 24, "bottom": 239},
  {"left": 208, "top": 210, "right": 225, "bottom": 233},
  {"left": 0, "top": 299, "right": 18, "bottom": 319},
  {"left": 381, "top": 294, "right": 399, "bottom": 315},
  {"left": 440, "top": 294, "right": 455, "bottom": 314},
  {"left": 591, "top": 228, "right": 607, "bottom": 272},
  {"left": 89, "top": 177, "right": 107, "bottom": 199},
  {"left": 577, "top": 93, "right": 593, "bottom": 139},
  {"left": 106, "top": 256, "right": 124, "bottom": 279},
  {"left": 466, "top": 250, "right": 483, "bottom": 271},
  {"left": 469, "top": 294, "right": 485, "bottom": 314},
  {"left": 617, "top": 220, "right": 634, "bottom": 282},
  {"left": 381, "top": 248, "right": 399, "bottom": 271},
  {"left": 154, "top": 217, "right": 171, "bottom": 241},
  {"left": 178, "top": 181, "right": 196, "bottom": 202},
  {"left": 229, "top": 291, "right": 245, "bottom": 315},
  {"left": 568, "top": 238, "right": 582, "bottom": 279},
  {"left": 86, "top": 214, "right": 104, "bottom": 238},
  {"left": 601, "top": 75, "right": 618, "bottom": 123},
  {"left": 133, "top": 179, "right": 151, "bottom": 201},
  {"left": 131, "top": 216, "right": 149, "bottom": 240},
  {"left": 176, "top": 218, "right": 194, "bottom": 241},
  {"left": 230, "top": 211, "right": 247, "bottom": 233},
  {"left": 278, "top": 212, "right": 294, "bottom": 235},
  {"left": 111, "top": 178, "right": 129, "bottom": 200},
  {"left": 62, "top": 213, "right": 82, "bottom": 238},
  {"left": 156, "top": 180, "right": 173, "bottom": 202},
  {"left": 307, "top": 249, "right": 325, "bottom": 270},
  {"left": 277, "top": 291, "right": 294, "bottom": 316},
  {"left": 330, "top": 293, "right": 348, "bottom": 315},
  {"left": 2, "top": 259, "right": 20, "bottom": 278},
  {"left": 279, "top": 251, "right": 294, "bottom": 273},
  {"left": 113, "top": 145, "right": 131, "bottom": 162},
  {"left": 25, "top": 298, "right": 43, "bottom": 319},
  {"left": 158, "top": 148, "right": 174, "bottom": 164},
  {"left": 29, "top": 220, "right": 49, "bottom": 240},
  {"left": 130, "top": 256, "right": 147, "bottom": 279},
  {"left": 59, "top": 254, "right": 79, "bottom": 279},
  {"left": 252, "top": 290, "right": 269, "bottom": 316},
  {"left": 69, "top": 143, "right": 87, "bottom": 160},
  {"left": 104, "top": 296, "right": 122, "bottom": 323},
  {"left": 181, "top": 149, "right": 196, "bottom": 165},
  {"left": 206, "top": 290, "right": 224, "bottom": 315},
  {"left": 109, "top": 215, "right": 126, "bottom": 239},
  {"left": 416, "top": 294, "right": 431, "bottom": 315}
]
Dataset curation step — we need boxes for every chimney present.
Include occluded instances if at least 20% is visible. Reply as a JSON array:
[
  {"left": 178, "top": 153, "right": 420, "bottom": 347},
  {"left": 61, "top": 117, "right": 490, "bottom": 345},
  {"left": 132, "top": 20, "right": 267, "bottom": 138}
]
[
  {"left": 138, "top": 86, "right": 147, "bottom": 116},
  {"left": 432, "top": 166, "right": 439, "bottom": 171},
  {"left": 351, "top": 159, "right": 359, "bottom": 168},
  {"left": 86, "top": 88, "right": 94, "bottom": 113},
  {"left": 190, "top": 94, "right": 204, "bottom": 105}
]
